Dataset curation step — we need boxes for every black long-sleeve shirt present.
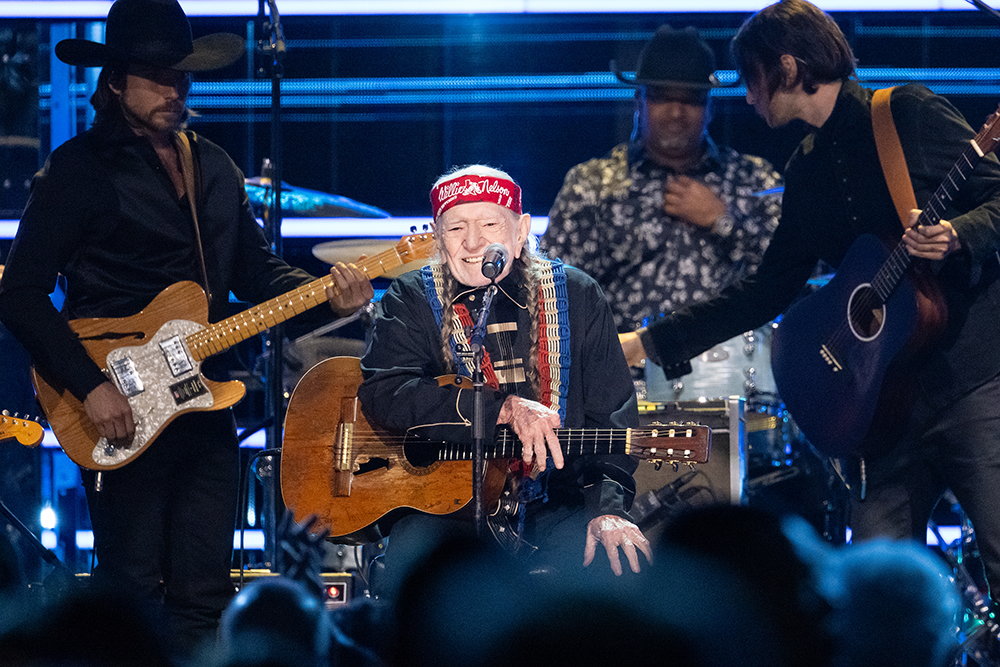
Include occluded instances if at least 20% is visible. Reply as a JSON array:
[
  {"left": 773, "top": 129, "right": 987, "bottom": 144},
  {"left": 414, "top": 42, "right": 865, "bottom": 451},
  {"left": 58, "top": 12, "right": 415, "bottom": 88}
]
[{"left": 0, "top": 110, "right": 321, "bottom": 402}]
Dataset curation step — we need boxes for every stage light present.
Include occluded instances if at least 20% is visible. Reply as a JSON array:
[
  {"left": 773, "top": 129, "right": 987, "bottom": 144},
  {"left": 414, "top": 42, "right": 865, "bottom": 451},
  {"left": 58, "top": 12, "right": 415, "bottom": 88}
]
[
  {"left": 40, "top": 504, "right": 57, "bottom": 530},
  {"left": 41, "top": 530, "right": 58, "bottom": 549}
]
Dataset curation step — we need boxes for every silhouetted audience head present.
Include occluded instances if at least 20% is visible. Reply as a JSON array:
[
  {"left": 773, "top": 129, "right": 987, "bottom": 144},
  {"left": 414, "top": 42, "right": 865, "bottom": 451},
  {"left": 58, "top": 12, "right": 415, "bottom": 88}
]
[
  {"left": 390, "top": 531, "right": 791, "bottom": 667},
  {"left": 217, "top": 576, "right": 331, "bottom": 667},
  {"left": 658, "top": 503, "right": 834, "bottom": 667},
  {"left": 822, "top": 538, "right": 960, "bottom": 667}
]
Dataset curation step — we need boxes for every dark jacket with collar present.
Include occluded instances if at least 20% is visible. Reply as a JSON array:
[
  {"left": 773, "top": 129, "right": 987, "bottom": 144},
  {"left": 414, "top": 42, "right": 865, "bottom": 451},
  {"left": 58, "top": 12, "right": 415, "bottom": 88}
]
[{"left": 644, "top": 79, "right": 1000, "bottom": 409}]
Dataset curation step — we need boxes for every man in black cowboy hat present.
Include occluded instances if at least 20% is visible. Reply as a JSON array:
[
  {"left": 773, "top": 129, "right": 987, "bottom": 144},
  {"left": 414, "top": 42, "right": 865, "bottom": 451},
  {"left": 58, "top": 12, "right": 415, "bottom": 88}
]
[
  {"left": 0, "top": 0, "right": 372, "bottom": 655},
  {"left": 543, "top": 25, "right": 782, "bottom": 347}
]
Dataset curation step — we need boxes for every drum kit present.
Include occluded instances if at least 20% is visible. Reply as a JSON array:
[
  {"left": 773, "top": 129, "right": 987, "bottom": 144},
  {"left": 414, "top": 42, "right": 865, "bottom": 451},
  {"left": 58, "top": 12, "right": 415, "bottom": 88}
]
[{"left": 639, "top": 272, "right": 847, "bottom": 543}]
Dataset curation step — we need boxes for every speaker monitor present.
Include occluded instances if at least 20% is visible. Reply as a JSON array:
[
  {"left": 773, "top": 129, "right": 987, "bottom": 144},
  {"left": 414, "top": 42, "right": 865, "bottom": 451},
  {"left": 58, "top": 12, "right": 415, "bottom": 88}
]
[{"left": 633, "top": 397, "right": 747, "bottom": 535}]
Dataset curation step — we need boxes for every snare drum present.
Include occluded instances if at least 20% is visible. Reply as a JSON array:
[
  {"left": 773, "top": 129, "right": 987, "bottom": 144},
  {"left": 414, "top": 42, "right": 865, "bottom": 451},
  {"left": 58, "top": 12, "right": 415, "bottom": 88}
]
[{"left": 644, "top": 324, "right": 777, "bottom": 402}]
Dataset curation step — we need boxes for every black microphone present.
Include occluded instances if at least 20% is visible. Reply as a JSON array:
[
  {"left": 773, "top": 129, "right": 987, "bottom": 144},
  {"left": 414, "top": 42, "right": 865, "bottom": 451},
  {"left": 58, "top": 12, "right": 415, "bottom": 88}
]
[{"left": 481, "top": 243, "right": 507, "bottom": 281}]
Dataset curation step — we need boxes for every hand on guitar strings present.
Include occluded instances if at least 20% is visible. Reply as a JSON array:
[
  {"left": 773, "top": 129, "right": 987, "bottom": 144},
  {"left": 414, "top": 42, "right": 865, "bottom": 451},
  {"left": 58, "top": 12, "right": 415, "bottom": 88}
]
[
  {"left": 84, "top": 381, "right": 136, "bottom": 448},
  {"left": 326, "top": 260, "right": 375, "bottom": 317},
  {"left": 583, "top": 514, "right": 653, "bottom": 576},
  {"left": 902, "top": 210, "right": 962, "bottom": 261},
  {"left": 497, "top": 395, "right": 564, "bottom": 472}
]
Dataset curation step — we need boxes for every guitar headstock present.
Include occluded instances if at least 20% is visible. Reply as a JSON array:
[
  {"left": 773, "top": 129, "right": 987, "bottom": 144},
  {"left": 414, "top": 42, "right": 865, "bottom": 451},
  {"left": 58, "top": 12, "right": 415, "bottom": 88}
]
[
  {"left": 0, "top": 412, "right": 44, "bottom": 447},
  {"left": 397, "top": 228, "right": 436, "bottom": 264},
  {"left": 630, "top": 422, "right": 710, "bottom": 465},
  {"left": 974, "top": 105, "right": 1000, "bottom": 157}
]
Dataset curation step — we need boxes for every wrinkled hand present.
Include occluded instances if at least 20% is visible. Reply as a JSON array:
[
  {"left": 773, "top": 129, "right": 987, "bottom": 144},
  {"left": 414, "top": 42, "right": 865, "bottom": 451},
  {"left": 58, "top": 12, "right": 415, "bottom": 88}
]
[
  {"left": 618, "top": 331, "right": 647, "bottom": 368},
  {"left": 584, "top": 515, "right": 652, "bottom": 575},
  {"left": 84, "top": 381, "right": 135, "bottom": 448},
  {"left": 902, "top": 210, "right": 962, "bottom": 261},
  {"left": 498, "top": 395, "right": 563, "bottom": 472},
  {"left": 663, "top": 175, "right": 728, "bottom": 229},
  {"left": 326, "top": 260, "right": 375, "bottom": 317}
]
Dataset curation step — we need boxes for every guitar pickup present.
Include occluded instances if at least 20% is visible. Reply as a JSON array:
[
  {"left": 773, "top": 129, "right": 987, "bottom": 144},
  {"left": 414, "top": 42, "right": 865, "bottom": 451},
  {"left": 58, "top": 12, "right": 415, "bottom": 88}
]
[
  {"left": 110, "top": 357, "right": 144, "bottom": 397},
  {"left": 160, "top": 335, "right": 194, "bottom": 377},
  {"left": 169, "top": 376, "right": 208, "bottom": 404}
]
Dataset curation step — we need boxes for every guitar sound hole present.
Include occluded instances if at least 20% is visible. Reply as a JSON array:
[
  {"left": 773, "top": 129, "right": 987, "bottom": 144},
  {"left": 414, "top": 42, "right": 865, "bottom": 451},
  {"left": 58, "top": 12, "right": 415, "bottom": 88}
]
[
  {"left": 848, "top": 285, "right": 886, "bottom": 340},
  {"left": 402, "top": 440, "right": 439, "bottom": 468},
  {"left": 355, "top": 457, "right": 390, "bottom": 475}
]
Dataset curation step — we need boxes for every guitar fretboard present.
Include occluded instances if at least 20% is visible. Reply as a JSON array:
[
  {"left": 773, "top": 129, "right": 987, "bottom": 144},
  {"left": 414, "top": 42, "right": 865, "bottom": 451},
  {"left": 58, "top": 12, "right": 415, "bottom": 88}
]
[
  {"left": 870, "top": 137, "right": 989, "bottom": 305},
  {"left": 184, "top": 239, "right": 427, "bottom": 361},
  {"left": 431, "top": 425, "right": 707, "bottom": 462}
]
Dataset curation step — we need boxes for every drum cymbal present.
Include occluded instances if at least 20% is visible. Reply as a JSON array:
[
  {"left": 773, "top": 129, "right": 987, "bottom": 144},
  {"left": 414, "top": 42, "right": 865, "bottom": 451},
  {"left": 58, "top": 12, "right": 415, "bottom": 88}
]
[
  {"left": 245, "top": 178, "right": 390, "bottom": 218},
  {"left": 312, "top": 238, "right": 433, "bottom": 278}
]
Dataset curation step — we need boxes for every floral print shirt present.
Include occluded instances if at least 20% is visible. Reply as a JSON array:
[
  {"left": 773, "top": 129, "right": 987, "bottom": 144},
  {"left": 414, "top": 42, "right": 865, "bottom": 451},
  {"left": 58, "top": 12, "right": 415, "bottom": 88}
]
[{"left": 542, "top": 139, "right": 782, "bottom": 331}]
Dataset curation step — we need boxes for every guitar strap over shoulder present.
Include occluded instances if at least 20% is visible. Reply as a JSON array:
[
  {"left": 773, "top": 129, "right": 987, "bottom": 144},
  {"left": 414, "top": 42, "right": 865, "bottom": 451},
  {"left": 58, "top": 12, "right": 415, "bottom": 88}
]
[
  {"left": 175, "top": 130, "right": 213, "bottom": 308},
  {"left": 872, "top": 87, "right": 919, "bottom": 230}
]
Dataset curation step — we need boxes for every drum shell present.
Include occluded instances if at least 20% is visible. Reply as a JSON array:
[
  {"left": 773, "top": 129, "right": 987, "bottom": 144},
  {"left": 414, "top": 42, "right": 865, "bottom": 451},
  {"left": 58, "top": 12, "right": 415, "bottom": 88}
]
[{"left": 644, "top": 325, "right": 777, "bottom": 403}]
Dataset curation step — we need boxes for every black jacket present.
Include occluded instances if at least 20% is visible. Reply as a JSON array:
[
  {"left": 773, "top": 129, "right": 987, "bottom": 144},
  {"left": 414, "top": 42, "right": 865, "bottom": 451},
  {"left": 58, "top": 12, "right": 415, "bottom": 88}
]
[{"left": 644, "top": 80, "right": 1000, "bottom": 409}]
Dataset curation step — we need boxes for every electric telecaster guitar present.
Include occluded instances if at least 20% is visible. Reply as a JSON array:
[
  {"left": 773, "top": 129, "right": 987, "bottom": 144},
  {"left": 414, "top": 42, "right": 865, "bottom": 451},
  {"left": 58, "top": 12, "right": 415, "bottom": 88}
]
[
  {"left": 279, "top": 356, "right": 711, "bottom": 540},
  {"left": 0, "top": 413, "right": 44, "bottom": 447},
  {"left": 771, "top": 108, "right": 1000, "bottom": 457},
  {"left": 33, "top": 232, "right": 435, "bottom": 471}
]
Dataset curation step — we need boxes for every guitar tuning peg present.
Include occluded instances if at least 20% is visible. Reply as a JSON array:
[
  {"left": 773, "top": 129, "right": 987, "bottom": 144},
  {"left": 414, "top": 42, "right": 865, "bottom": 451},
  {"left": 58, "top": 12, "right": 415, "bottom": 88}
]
[
  {"left": 671, "top": 462, "right": 679, "bottom": 473},
  {"left": 1, "top": 410, "right": 8, "bottom": 416},
  {"left": 410, "top": 225, "right": 417, "bottom": 233}
]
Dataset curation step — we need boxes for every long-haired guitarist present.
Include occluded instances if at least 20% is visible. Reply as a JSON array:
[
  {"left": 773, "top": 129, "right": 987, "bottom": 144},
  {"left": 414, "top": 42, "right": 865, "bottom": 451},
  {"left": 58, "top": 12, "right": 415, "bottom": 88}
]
[
  {"left": 620, "top": 0, "right": 1000, "bottom": 598},
  {"left": 358, "top": 165, "right": 652, "bottom": 597},
  {"left": 0, "top": 0, "right": 373, "bottom": 655}
]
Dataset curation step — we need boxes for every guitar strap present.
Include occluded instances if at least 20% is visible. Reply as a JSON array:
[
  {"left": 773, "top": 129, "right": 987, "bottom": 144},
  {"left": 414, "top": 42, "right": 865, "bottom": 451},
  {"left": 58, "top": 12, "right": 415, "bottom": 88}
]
[
  {"left": 175, "top": 130, "right": 214, "bottom": 308},
  {"left": 871, "top": 87, "right": 919, "bottom": 230}
]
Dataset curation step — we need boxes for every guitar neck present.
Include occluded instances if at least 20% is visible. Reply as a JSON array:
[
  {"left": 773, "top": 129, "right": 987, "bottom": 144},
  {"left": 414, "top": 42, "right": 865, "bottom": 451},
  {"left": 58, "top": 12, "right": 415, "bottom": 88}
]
[
  {"left": 430, "top": 426, "right": 701, "bottom": 461},
  {"left": 873, "top": 140, "right": 984, "bottom": 303},
  {"left": 184, "top": 246, "right": 408, "bottom": 361}
]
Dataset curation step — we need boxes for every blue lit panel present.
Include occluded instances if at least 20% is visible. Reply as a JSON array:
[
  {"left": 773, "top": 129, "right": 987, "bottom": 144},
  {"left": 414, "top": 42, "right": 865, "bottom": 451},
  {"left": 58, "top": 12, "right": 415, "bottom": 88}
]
[
  {"left": 1, "top": 216, "right": 550, "bottom": 239},
  {"left": 0, "top": 0, "right": 981, "bottom": 17}
]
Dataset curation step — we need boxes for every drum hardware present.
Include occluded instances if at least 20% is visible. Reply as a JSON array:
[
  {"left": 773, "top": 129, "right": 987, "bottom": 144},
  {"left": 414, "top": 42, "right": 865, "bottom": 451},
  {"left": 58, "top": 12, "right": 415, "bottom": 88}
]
[{"left": 244, "top": 177, "right": 390, "bottom": 219}]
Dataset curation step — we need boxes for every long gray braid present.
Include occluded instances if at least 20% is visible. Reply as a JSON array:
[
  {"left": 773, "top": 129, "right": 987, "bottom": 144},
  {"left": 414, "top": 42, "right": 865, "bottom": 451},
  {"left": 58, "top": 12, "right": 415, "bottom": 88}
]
[{"left": 434, "top": 249, "right": 544, "bottom": 401}]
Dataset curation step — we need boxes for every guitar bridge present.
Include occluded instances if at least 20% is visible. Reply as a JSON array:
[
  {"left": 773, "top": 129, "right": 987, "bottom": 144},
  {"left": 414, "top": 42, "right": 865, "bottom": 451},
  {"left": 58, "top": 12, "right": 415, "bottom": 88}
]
[{"left": 820, "top": 345, "right": 843, "bottom": 372}]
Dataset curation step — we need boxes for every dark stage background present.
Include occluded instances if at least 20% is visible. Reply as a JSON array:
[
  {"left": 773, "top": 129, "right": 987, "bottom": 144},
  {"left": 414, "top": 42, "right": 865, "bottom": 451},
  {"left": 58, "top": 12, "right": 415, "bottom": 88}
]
[{"left": 2, "top": 7, "right": 999, "bottom": 580}]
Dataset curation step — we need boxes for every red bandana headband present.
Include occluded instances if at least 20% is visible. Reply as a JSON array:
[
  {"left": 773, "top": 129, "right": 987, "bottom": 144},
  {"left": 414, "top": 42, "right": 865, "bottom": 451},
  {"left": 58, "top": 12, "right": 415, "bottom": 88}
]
[{"left": 430, "top": 174, "right": 522, "bottom": 219}]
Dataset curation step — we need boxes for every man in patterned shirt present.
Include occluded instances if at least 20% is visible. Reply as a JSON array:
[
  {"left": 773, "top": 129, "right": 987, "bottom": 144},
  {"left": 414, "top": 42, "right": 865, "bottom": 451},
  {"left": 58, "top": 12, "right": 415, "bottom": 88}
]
[{"left": 543, "top": 25, "right": 782, "bottom": 336}]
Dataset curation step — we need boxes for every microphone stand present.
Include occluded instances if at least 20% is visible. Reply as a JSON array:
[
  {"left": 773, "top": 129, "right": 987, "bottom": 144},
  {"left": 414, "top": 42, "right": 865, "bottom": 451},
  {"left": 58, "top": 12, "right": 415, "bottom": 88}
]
[
  {"left": 257, "top": 0, "right": 286, "bottom": 570},
  {"left": 468, "top": 283, "right": 498, "bottom": 540}
]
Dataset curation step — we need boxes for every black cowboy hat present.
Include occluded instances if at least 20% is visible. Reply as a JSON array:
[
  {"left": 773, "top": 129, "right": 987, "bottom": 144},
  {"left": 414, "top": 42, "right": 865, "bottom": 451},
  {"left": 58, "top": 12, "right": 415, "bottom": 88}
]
[
  {"left": 54, "top": 0, "right": 244, "bottom": 72},
  {"left": 612, "top": 25, "right": 720, "bottom": 90}
]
